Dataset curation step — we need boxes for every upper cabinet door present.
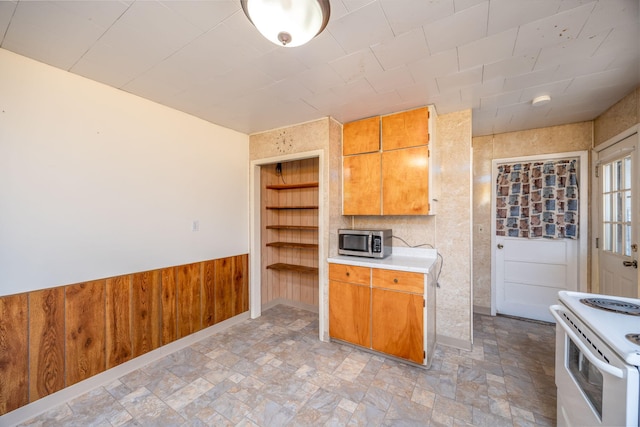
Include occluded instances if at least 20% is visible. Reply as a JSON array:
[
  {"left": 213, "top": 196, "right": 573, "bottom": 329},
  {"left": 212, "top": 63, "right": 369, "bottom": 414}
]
[
  {"left": 343, "top": 152, "right": 381, "bottom": 215},
  {"left": 381, "top": 107, "right": 429, "bottom": 151},
  {"left": 382, "top": 146, "right": 429, "bottom": 215},
  {"left": 343, "top": 116, "right": 380, "bottom": 155}
]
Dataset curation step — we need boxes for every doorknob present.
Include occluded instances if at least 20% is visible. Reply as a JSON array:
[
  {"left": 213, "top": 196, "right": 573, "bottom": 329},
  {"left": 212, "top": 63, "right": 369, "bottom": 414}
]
[
  {"left": 623, "top": 260, "right": 638, "bottom": 268},
  {"left": 497, "top": 244, "right": 504, "bottom": 249}
]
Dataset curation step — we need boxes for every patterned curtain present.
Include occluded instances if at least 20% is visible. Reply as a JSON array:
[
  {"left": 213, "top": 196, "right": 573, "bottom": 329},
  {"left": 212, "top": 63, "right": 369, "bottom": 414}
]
[{"left": 496, "top": 159, "right": 579, "bottom": 239}]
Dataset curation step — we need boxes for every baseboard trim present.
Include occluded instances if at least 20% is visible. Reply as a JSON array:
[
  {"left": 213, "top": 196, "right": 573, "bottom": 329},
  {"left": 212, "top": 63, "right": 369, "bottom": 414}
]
[
  {"left": 473, "top": 305, "right": 492, "bottom": 316},
  {"left": 436, "top": 334, "right": 472, "bottom": 351},
  {"left": 0, "top": 312, "right": 250, "bottom": 427},
  {"left": 262, "top": 298, "right": 319, "bottom": 314}
]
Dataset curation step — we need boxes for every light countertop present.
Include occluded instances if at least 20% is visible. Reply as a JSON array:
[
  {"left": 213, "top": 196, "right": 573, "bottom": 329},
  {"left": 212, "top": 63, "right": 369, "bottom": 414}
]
[{"left": 328, "top": 247, "right": 438, "bottom": 274}]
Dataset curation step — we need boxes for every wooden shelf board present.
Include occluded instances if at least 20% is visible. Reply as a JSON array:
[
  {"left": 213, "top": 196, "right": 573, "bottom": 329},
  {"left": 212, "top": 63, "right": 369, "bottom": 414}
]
[
  {"left": 266, "top": 242, "right": 318, "bottom": 249},
  {"left": 266, "top": 206, "right": 318, "bottom": 210},
  {"left": 266, "top": 263, "right": 318, "bottom": 274},
  {"left": 266, "top": 225, "right": 318, "bottom": 231},
  {"left": 266, "top": 182, "right": 319, "bottom": 190}
]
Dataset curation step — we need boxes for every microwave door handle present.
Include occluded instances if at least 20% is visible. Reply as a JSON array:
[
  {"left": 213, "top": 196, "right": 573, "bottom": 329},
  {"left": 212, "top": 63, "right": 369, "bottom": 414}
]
[
  {"left": 549, "top": 305, "right": 624, "bottom": 379},
  {"left": 368, "top": 234, "right": 373, "bottom": 255}
]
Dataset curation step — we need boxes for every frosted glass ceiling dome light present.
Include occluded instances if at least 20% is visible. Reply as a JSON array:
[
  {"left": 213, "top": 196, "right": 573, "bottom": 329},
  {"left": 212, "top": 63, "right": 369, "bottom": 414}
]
[{"left": 241, "top": 0, "right": 331, "bottom": 47}]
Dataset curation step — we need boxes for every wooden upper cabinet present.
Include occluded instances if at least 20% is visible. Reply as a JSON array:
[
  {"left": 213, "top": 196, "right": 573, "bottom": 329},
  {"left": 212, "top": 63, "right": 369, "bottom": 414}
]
[
  {"left": 343, "top": 116, "right": 380, "bottom": 155},
  {"left": 382, "top": 107, "right": 429, "bottom": 151},
  {"left": 382, "top": 146, "right": 429, "bottom": 215},
  {"left": 343, "top": 152, "right": 381, "bottom": 215}
]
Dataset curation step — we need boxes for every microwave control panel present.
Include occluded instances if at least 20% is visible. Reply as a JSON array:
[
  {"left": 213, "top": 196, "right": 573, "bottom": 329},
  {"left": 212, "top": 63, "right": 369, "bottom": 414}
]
[{"left": 372, "top": 235, "right": 382, "bottom": 253}]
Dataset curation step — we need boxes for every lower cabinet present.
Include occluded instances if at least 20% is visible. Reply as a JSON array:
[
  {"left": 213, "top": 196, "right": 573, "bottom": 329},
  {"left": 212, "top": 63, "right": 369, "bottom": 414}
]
[
  {"left": 328, "top": 264, "right": 371, "bottom": 348},
  {"left": 372, "top": 289, "right": 424, "bottom": 363},
  {"left": 328, "top": 263, "right": 428, "bottom": 365}
]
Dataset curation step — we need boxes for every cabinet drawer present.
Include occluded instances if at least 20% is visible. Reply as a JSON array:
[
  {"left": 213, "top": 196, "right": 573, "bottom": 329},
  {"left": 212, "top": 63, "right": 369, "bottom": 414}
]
[
  {"left": 329, "top": 264, "right": 370, "bottom": 286},
  {"left": 372, "top": 268, "right": 423, "bottom": 293}
]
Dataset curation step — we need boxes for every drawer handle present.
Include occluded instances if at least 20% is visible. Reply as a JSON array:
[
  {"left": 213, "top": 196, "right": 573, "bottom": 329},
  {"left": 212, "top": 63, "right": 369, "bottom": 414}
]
[{"left": 394, "top": 278, "right": 398, "bottom": 283}]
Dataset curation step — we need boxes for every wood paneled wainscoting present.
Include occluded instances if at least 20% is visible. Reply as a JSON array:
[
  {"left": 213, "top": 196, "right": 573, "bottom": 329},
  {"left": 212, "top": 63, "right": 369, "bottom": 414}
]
[{"left": 0, "top": 254, "right": 248, "bottom": 416}]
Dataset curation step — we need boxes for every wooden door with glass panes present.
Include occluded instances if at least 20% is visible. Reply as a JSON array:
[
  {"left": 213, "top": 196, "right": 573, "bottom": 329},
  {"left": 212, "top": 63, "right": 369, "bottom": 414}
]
[{"left": 597, "top": 132, "right": 639, "bottom": 298}]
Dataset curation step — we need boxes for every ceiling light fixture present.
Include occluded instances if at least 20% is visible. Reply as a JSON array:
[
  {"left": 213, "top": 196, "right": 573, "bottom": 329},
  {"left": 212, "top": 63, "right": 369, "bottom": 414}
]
[
  {"left": 532, "top": 95, "right": 551, "bottom": 107},
  {"left": 241, "top": 0, "right": 331, "bottom": 48}
]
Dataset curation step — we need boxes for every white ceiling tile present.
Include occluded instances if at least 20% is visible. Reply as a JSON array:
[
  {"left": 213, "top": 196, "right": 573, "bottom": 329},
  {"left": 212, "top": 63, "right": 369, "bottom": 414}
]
[
  {"left": 253, "top": 49, "right": 309, "bottom": 81},
  {"left": 160, "top": 0, "right": 239, "bottom": 32},
  {"left": 329, "top": 49, "right": 384, "bottom": 83},
  {"left": 296, "top": 64, "right": 346, "bottom": 94},
  {"left": 534, "top": 29, "right": 608, "bottom": 70},
  {"left": 109, "top": 1, "right": 203, "bottom": 53},
  {"left": 458, "top": 28, "right": 518, "bottom": 71},
  {"left": 553, "top": 51, "right": 615, "bottom": 80},
  {"left": 342, "top": 0, "right": 377, "bottom": 13},
  {"left": 592, "top": 22, "right": 640, "bottom": 58},
  {"left": 0, "top": 2, "right": 16, "bottom": 45},
  {"left": 436, "top": 66, "right": 483, "bottom": 91},
  {"left": 290, "top": 33, "right": 346, "bottom": 68},
  {"left": 454, "top": 0, "right": 488, "bottom": 12},
  {"left": 254, "top": 79, "right": 315, "bottom": 105},
  {"left": 503, "top": 66, "right": 560, "bottom": 92},
  {"left": 488, "top": 0, "right": 563, "bottom": 35},
  {"left": 328, "top": 2, "right": 394, "bottom": 53},
  {"left": 395, "top": 79, "right": 440, "bottom": 102},
  {"left": 482, "top": 53, "right": 538, "bottom": 82},
  {"left": 2, "top": 1, "right": 125, "bottom": 69},
  {"left": 428, "top": 89, "right": 462, "bottom": 114},
  {"left": 479, "top": 89, "right": 523, "bottom": 110},
  {"left": 460, "top": 77, "right": 505, "bottom": 107},
  {"left": 371, "top": 28, "right": 429, "bottom": 71},
  {"left": 407, "top": 48, "right": 459, "bottom": 80},
  {"left": 366, "top": 66, "right": 415, "bottom": 93},
  {"left": 423, "top": 1, "right": 488, "bottom": 54},
  {"left": 513, "top": 2, "right": 597, "bottom": 55},
  {"left": 579, "top": 0, "right": 638, "bottom": 37},
  {"left": 565, "top": 66, "right": 640, "bottom": 95},
  {"left": 380, "top": 0, "right": 455, "bottom": 35}
]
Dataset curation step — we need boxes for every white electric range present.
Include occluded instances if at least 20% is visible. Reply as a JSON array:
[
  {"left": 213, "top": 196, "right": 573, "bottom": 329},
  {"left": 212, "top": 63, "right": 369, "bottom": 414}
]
[{"left": 550, "top": 291, "right": 640, "bottom": 426}]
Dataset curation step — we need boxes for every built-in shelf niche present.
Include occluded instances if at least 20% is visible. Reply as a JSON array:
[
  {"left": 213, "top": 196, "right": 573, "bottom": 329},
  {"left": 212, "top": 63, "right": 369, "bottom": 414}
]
[{"left": 260, "top": 158, "right": 319, "bottom": 308}]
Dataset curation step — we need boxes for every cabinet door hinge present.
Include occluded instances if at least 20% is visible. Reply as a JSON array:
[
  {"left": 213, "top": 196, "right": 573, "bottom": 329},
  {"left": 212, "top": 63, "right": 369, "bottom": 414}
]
[
  {"left": 595, "top": 165, "right": 599, "bottom": 178},
  {"left": 595, "top": 237, "right": 599, "bottom": 249},
  {"left": 423, "top": 299, "right": 426, "bottom": 308},
  {"left": 423, "top": 351, "right": 426, "bottom": 360}
]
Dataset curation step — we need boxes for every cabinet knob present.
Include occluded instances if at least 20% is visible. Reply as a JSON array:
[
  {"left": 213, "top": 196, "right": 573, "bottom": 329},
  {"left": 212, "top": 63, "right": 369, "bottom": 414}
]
[
  {"left": 346, "top": 271, "right": 350, "bottom": 277},
  {"left": 394, "top": 278, "right": 398, "bottom": 283}
]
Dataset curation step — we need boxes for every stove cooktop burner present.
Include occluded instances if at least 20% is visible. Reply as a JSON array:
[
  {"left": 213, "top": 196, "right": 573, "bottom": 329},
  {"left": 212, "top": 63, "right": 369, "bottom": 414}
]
[
  {"left": 627, "top": 334, "right": 640, "bottom": 346},
  {"left": 580, "top": 297, "right": 640, "bottom": 315}
]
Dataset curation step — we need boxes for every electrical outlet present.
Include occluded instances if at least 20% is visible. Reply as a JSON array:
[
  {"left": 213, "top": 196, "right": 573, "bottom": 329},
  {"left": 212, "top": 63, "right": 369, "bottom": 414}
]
[{"left": 192, "top": 220, "right": 200, "bottom": 232}]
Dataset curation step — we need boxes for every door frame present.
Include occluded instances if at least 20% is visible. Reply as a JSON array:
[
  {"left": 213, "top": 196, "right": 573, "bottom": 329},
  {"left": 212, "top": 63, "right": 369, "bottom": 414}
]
[
  {"left": 490, "top": 150, "right": 589, "bottom": 316},
  {"left": 249, "top": 149, "right": 326, "bottom": 341},
  {"left": 591, "top": 124, "right": 639, "bottom": 295}
]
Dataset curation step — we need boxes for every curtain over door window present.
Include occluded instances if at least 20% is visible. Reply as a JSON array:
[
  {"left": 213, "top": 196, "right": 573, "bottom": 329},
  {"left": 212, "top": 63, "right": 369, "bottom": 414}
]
[{"left": 496, "top": 159, "right": 579, "bottom": 239}]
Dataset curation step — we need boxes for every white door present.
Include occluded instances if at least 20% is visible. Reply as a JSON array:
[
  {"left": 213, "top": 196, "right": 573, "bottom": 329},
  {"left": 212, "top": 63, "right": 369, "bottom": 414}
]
[
  {"left": 495, "top": 236, "right": 577, "bottom": 322},
  {"left": 596, "top": 132, "right": 639, "bottom": 298},
  {"left": 492, "top": 152, "right": 587, "bottom": 323}
]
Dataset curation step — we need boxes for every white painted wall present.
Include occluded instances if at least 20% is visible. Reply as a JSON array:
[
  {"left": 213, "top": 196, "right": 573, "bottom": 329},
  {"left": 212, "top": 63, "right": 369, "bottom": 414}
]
[{"left": 0, "top": 49, "right": 249, "bottom": 296}]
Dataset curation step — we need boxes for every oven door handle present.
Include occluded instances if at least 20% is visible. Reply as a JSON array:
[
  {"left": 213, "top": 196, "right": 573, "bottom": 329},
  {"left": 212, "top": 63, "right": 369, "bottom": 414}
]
[{"left": 549, "top": 305, "right": 625, "bottom": 379}]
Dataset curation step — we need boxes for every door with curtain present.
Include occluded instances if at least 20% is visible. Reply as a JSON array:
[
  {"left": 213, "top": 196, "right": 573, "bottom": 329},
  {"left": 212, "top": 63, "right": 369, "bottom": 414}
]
[
  {"left": 595, "top": 131, "right": 638, "bottom": 298},
  {"left": 492, "top": 153, "right": 586, "bottom": 322}
]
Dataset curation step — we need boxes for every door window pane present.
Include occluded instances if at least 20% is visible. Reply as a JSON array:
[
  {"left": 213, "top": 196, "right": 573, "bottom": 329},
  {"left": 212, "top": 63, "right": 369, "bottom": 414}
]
[{"left": 601, "top": 154, "right": 633, "bottom": 256}]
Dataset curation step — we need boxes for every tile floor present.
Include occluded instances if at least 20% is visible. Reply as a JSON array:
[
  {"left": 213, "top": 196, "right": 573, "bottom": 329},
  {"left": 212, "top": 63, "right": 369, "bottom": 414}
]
[{"left": 19, "top": 305, "right": 556, "bottom": 427}]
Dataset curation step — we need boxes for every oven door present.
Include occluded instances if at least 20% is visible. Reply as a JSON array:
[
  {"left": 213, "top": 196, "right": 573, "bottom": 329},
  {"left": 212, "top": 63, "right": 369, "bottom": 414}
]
[{"left": 550, "top": 305, "right": 639, "bottom": 427}]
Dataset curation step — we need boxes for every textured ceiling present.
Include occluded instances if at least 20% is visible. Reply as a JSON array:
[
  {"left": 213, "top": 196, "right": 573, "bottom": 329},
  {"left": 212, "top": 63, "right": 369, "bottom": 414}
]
[{"left": 1, "top": 0, "right": 638, "bottom": 136}]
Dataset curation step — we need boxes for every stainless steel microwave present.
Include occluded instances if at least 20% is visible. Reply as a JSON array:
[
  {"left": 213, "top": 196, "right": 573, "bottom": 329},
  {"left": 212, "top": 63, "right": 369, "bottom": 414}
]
[{"left": 338, "top": 229, "right": 392, "bottom": 258}]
